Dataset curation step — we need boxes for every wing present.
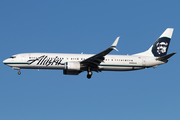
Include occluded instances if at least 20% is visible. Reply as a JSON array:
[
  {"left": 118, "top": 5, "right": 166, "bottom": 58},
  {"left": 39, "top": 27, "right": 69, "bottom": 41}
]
[{"left": 80, "top": 37, "right": 120, "bottom": 70}]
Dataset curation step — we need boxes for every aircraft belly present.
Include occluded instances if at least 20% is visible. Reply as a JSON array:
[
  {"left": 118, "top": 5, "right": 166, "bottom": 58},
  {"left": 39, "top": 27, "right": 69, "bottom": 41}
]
[
  {"left": 14, "top": 64, "right": 64, "bottom": 70},
  {"left": 99, "top": 66, "right": 144, "bottom": 71}
]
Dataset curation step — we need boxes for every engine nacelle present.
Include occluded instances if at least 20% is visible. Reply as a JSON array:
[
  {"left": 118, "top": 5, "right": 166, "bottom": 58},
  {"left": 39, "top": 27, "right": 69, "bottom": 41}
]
[
  {"left": 64, "top": 62, "right": 81, "bottom": 70},
  {"left": 63, "top": 62, "right": 81, "bottom": 75},
  {"left": 63, "top": 70, "right": 81, "bottom": 75}
]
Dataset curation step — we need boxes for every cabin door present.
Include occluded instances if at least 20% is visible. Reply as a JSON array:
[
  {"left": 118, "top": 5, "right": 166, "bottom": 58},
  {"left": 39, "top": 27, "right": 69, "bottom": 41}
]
[
  {"left": 142, "top": 58, "right": 146, "bottom": 66},
  {"left": 21, "top": 54, "right": 26, "bottom": 62}
]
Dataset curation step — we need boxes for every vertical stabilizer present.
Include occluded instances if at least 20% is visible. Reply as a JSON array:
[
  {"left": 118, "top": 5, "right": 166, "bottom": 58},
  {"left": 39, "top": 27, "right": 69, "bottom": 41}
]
[
  {"left": 134, "top": 28, "right": 174, "bottom": 57},
  {"left": 152, "top": 28, "right": 173, "bottom": 57}
]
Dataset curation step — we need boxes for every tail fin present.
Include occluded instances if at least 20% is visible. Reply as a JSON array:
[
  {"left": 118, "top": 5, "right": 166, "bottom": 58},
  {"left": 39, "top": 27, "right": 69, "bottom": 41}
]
[
  {"left": 152, "top": 28, "right": 174, "bottom": 57},
  {"left": 134, "top": 28, "right": 174, "bottom": 57}
]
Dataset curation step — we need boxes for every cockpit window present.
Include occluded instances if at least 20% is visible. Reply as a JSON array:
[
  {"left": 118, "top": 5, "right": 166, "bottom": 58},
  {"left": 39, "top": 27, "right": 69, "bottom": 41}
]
[{"left": 10, "top": 56, "right": 16, "bottom": 58}]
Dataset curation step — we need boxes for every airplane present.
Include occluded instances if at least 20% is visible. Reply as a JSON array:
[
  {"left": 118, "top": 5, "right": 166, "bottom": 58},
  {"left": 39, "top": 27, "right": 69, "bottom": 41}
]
[{"left": 3, "top": 28, "right": 176, "bottom": 79}]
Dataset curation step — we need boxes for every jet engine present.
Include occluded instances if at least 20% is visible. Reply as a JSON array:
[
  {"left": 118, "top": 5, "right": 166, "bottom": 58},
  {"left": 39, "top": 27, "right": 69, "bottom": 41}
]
[{"left": 63, "top": 62, "right": 81, "bottom": 75}]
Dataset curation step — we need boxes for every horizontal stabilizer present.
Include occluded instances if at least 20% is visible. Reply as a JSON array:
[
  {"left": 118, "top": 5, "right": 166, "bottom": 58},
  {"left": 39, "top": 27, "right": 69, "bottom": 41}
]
[{"left": 156, "top": 52, "right": 176, "bottom": 61}]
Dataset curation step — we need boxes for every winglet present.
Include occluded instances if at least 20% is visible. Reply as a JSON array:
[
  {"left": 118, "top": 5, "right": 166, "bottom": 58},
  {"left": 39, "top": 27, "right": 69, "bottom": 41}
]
[{"left": 111, "top": 36, "right": 120, "bottom": 51}]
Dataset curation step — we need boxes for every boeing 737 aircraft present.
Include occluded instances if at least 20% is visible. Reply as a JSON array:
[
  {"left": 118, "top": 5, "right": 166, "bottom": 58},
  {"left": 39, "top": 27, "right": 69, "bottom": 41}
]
[{"left": 3, "top": 28, "right": 176, "bottom": 79}]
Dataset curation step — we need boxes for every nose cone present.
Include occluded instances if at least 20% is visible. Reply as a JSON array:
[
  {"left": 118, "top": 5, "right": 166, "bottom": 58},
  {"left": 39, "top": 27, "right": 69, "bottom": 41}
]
[{"left": 3, "top": 58, "right": 9, "bottom": 65}]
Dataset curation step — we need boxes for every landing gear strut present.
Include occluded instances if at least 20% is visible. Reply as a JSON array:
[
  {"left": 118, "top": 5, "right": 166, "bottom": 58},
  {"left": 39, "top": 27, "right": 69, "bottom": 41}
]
[
  {"left": 12, "top": 67, "right": 21, "bottom": 75},
  {"left": 87, "top": 67, "right": 92, "bottom": 79}
]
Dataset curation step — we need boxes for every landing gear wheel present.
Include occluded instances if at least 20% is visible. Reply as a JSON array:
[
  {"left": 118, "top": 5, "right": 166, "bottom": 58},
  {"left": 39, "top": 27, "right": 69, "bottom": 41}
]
[
  {"left": 18, "top": 71, "right": 21, "bottom": 75},
  {"left": 87, "top": 74, "right": 92, "bottom": 79},
  {"left": 87, "top": 70, "right": 92, "bottom": 79}
]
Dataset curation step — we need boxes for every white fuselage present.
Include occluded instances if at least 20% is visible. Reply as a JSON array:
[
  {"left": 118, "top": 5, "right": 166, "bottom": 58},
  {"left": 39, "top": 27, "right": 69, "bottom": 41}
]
[
  {"left": 3, "top": 53, "right": 165, "bottom": 71},
  {"left": 2, "top": 28, "right": 175, "bottom": 79}
]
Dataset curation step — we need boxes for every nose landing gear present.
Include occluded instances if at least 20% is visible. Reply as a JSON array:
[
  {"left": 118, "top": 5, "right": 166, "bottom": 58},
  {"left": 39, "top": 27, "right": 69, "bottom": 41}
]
[
  {"left": 12, "top": 67, "right": 21, "bottom": 75},
  {"left": 18, "top": 70, "right": 21, "bottom": 75}
]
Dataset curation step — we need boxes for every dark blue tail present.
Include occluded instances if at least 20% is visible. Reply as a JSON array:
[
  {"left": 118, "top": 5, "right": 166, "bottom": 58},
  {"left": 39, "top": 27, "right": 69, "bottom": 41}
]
[{"left": 152, "top": 28, "right": 173, "bottom": 57}]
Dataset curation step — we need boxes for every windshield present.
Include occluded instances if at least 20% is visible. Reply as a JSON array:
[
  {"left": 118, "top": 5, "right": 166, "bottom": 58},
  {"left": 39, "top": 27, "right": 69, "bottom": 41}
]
[{"left": 10, "top": 56, "right": 16, "bottom": 59}]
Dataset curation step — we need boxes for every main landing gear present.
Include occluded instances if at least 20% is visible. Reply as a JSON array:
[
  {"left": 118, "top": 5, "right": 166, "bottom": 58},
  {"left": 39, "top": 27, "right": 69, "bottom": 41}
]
[{"left": 87, "top": 67, "right": 92, "bottom": 79}]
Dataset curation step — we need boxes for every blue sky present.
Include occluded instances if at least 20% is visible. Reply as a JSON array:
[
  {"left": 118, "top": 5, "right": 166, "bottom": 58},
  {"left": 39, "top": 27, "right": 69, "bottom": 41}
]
[{"left": 0, "top": 1, "right": 179, "bottom": 120}]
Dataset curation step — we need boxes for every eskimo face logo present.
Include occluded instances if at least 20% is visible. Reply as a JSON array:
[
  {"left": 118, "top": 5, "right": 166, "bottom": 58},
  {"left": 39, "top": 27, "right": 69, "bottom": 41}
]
[{"left": 156, "top": 42, "right": 168, "bottom": 54}]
